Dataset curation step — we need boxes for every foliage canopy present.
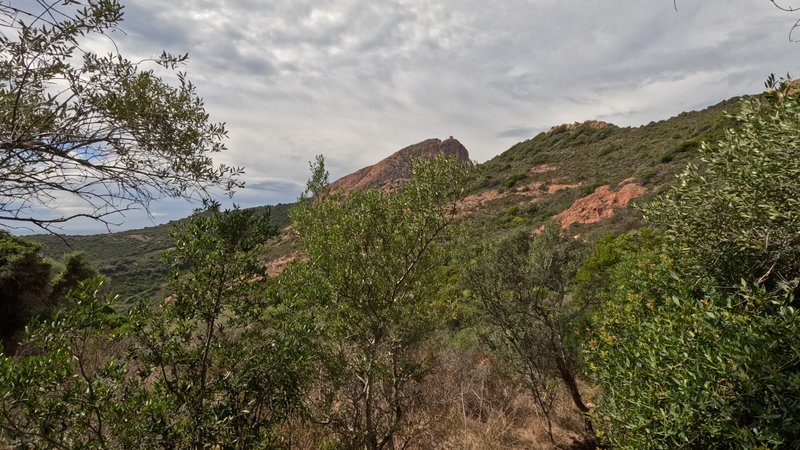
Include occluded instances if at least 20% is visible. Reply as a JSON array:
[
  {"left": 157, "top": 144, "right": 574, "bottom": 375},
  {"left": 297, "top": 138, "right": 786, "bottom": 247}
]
[
  {"left": 644, "top": 80, "right": 800, "bottom": 290},
  {"left": 285, "top": 155, "right": 470, "bottom": 449},
  {"left": 0, "top": 1, "right": 239, "bottom": 232},
  {"left": 587, "top": 80, "right": 800, "bottom": 449},
  {"left": 0, "top": 206, "right": 307, "bottom": 448}
]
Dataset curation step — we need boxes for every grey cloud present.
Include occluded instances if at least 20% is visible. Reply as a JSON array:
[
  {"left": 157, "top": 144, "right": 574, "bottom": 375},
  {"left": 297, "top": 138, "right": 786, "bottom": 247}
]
[
  {"left": 24, "top": 0, "right": 799, "bottom": 233},
  {"left": 118, "top": 3, "right": 192, "bottom": 51},
  {"left": 496, "top": 126, "right": 544, "bottom": 139},
  {"left": 245, "top": 179, "right": 305, "bottom": 194}
]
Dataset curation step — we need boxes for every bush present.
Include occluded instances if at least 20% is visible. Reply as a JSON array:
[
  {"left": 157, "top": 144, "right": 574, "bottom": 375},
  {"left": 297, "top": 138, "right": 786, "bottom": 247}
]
[
  {"left": 285, "top": 155, "right": 471, "bottom": 449},
  {"left": 587, "top": 80, "right": 800, "bottom": 448},
  {"left": 645, "top": 82, "right": 800, "bottom": 289},
  {"left": 0, "top": 206, "right": 307, "bottom": 448},
  {"left": 586, "top": 240, "right": 800, "bottom": 448},
  {"left": 463, "top": 223, "right": 594, "bottom": 444}
]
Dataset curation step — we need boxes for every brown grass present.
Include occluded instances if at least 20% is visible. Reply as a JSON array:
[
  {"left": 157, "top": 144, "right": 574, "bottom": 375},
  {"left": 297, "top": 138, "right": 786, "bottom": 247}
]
[
  {"left": 406, "top": 347, "right": 591, "bottom": 449},
  {"left": 281, "top": 343, "right": 595, "bottom": 449}
]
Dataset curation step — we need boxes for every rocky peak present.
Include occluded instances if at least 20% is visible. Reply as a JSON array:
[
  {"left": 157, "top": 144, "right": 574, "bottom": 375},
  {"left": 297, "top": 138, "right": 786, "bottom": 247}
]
[
  {"left": 329, "top": 137, "right": 470, "bottom": 193},
  {"left": 548, "top": 120, "right": 613, "bottom": 134}
]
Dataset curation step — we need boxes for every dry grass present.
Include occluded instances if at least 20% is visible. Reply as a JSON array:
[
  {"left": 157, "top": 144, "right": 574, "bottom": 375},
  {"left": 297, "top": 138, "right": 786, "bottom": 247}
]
[
  {"left": 282, "top": 342, "right": 596, "bottom": 449},
  {"left": 407, "top": 347, "right": 592, "bottom": 450}
]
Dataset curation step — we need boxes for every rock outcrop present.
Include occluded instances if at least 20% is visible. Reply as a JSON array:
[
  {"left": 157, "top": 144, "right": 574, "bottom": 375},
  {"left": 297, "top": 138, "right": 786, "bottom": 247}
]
[
  {"left": 548, "top": 120, "right": 612, "bottom": 134},
  {"left": 556, "top": 178, "right": 647, "bottom": 228},
  {"left": 329, "top": 137, "right": 470, "bottom": 194}
]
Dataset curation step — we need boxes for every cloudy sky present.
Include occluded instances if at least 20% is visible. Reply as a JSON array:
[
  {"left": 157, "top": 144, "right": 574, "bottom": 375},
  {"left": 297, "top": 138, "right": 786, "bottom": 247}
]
[{"left": 13, "top": 1, "right": 800, "bottom": 233}]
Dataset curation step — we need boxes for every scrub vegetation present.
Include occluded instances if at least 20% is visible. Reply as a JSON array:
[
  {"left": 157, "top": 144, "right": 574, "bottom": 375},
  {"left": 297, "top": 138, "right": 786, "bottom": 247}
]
[{"left": 2, "top": 1, "right": 799, "bottom": 449}]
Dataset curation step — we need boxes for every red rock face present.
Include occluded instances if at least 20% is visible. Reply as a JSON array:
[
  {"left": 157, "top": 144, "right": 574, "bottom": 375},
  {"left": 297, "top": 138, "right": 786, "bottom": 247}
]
[
  {"left": 556, "top": 178, "right": 647, "bottom": 228},
  {"left": 329, "top": 137, "right": 470, "bottom": 194}
]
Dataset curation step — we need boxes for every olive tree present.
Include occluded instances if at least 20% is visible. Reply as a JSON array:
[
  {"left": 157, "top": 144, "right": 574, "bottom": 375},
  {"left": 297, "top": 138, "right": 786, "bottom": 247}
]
[
  {"left": 585, "top": 235, "right": 800, "bottom": 449},
  {"left": 129, "top": 205, "right": 306, "bottom": 448},
  {"left": 0, "top": 1, "right": 239, "bottom": 232},
  {"left": 0, "top": 276, "right": 134, "bottom": 449},
  {"left": 0, "top": 232, "right": 52, "bottom": 346},
  {"left": 1, "top": 206, "right": 308, "bottom": 448},
  {"left": 645, "top": 77, "right": 800, "bottom": 291},
  {"left": 285, "top": 155, "right": 470, "bottom": 449},
  {"left": 0, "top": 232, "right": 97, "bottom": 351}
]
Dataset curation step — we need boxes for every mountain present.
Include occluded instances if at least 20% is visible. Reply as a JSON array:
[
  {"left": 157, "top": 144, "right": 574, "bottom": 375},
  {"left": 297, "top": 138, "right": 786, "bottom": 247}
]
[
  {"left": 26, "top": 95, "right": 740, "bottom": 303},
  {"left": 460, "top": 97, "right": 736, "bottom": 238},
  {"left": 263, "top": 136, "right": 471, "bottom": 277},
  {"left": 329, "top": 137, "right": 470, "bottom": 193}
]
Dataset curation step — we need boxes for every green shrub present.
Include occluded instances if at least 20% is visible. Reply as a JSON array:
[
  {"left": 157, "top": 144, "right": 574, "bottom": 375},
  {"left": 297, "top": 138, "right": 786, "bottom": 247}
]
[
  {"left": 587, "top": 80, "right": 800, "bottom": 449},
  {"left": 586, "top": 242, "right": 800, "bottom": 449}
]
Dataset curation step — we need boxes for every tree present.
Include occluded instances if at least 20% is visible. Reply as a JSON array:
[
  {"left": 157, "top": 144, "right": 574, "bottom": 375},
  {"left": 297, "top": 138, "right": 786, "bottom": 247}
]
[
  {"left": 49, "top": 252, "right": 97, "bottom": 302},
  {"left": 285, "top": 155, "right": 470, "bottom": 449},
  {"left": 0, "top": 276, "right": 134, "bottom": 449},
  {"left": 0, "top": 232, "right": 52, "bottom": 347},
  {"left": 644, "top": 78, "right": 800, "bottom": 291},
  {"left": 0, "top": 1, "right": 240, "bottom": 232},
  {"left": 585, "top": 234, "right": 800, "bottom": 449},
  {"left": 129, "top": 205, "right": 306, "bottom": 448},
  {"left": 0, "top": 206, "right": 308, "bottom": 448},
  {"left": 0, "top": 232, "right": 97, "bottom": 352},
  {"left": 462, "top": 223, "right": 593, "bottom": 443}
]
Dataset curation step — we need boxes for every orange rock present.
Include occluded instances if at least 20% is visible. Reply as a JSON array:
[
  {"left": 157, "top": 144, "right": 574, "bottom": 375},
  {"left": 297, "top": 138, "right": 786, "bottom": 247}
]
[
  {"left": 329, "top": 137, "right": 470, "bottom": 194},
  {"left": 556, "top": 179, "right": 647, "bottom": 228}
]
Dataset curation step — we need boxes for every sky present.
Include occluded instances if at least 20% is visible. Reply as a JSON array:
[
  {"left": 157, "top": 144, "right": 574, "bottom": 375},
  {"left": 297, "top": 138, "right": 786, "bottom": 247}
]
[{"left": 9, "top": 0, "right": 800, "bottom": 233}]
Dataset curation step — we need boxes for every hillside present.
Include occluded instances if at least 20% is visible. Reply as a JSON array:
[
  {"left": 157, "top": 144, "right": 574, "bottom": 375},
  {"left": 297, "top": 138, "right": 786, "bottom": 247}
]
[
  {"left": 30, "top": 203, "right": 294, "bottom": 305},
  {"left": 28, "top": 96, "right": 738, "bottom": 303},
  {"left": 11, "top": 90, "right": 796, "bottom": 450},
  {"left": 461, "top": 97, "right": 736, "bottom": 238}
]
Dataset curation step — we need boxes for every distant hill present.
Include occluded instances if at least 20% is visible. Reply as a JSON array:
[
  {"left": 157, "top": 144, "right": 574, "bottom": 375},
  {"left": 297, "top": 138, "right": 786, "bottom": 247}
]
[
  {"left": 26, "top": 95, "right": 741, "bottom": 304},
  {"left": 30, "top": 203, "right": 294, "bottom": 306}
]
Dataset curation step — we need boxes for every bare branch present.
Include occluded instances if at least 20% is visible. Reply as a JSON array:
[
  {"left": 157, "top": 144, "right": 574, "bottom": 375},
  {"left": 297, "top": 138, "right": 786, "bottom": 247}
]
[
  {"left": 771, "top": 0, "right": 800, "bottom": 12},
  {"left": 769, "top": 1, "right": 800, "bottom": 41}
]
